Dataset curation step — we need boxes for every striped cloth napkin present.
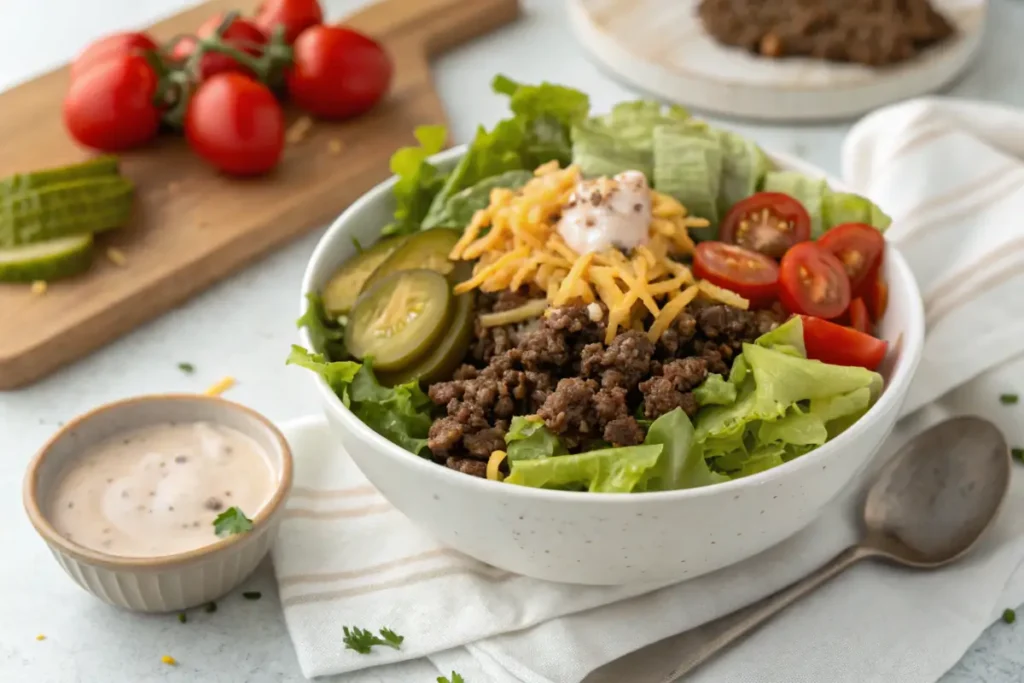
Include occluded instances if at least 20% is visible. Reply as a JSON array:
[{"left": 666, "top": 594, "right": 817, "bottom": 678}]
[{"left": 272, "top": 97, "right": 1024, "bottom": 682}]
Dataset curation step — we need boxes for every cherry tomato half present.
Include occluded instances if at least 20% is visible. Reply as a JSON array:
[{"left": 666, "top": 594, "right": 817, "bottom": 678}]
[
  {"left": 800, "top": 315, "right": 887, "bottom": 371},
  {"left": 255, "top": 0, "right": 323, "bottom": 44},
  {"left": 778, "top": 241, "right": 851, "bottom": 319},
  {"left": 70, "top": 32, "right": 158, "bottom": 82},
  {"left": 287, "top": 26, "right": 392, "bottom": 119},
  {"left": 171, "top": 14, "right": 268, "bottom": 81},
  {"left": 848, "top": 297, "right": 871, "bottom": 334},
  {"left": 692, "top": 241, "right": 780, "bottom": 306},
  {"left": 185, "top": 73, "right": 285, "bottom": 176},
  {"left": 816, "top": 222, "right": 885, "bottom": 294},
  {"left": 865, "top": 272, "right": 889, "bottom": 321},
  {"left": 719, "top": 192, "right": 811, "bottom": 259},
  {"left": 63, "top": 54, "right": 161, "bottom": 152}
]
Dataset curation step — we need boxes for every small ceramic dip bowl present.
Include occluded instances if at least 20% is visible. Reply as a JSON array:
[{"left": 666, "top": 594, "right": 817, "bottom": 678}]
[{"left": 23, "top": 394, "right": 293, "bottom": 613}]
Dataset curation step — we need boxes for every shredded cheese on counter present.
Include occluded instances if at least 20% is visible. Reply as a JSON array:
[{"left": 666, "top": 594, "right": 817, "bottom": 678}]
[
  {"left": 449, "top": 162, "right": 747, "bottom": 342},
  {"left": 204, "top": 376, "right": 236, "bottom": 396}
]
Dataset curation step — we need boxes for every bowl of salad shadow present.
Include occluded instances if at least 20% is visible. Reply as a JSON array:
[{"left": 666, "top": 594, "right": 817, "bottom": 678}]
[{"left": 292, "top": 77, "right": 925, "bottom": 585}]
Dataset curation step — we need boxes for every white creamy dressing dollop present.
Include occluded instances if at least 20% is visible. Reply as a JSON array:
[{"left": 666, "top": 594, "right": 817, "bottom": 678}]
[
  {"left": 49, "top": 421, "right": 274, "bottom": 558},
  {"left": 556, "top": 170, "right": 653, "bottom": 255}
]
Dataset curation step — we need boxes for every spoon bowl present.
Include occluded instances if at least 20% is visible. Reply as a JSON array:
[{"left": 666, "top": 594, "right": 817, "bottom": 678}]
[{"left": 862, "top": 416, "right": 1011, "bottom": 567}]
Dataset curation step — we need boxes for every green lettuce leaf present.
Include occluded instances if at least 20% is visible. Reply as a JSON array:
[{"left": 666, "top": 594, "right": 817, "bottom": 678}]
[
  {"left": 571, "top": 100, "right": 690, "bottom": 181},
  {"left": 423, "top": 169, "right": 533, "bottom": 229},
  {"left": 643, "top": 408, "right": 728, "bottom": 490},
  {"left": 754, "top": 315, "right": 806, "bottom": 357},
  {"left": 823, "top": 191, "right": 892, "bottom": 234},
  {"left": 382, "top": 125, "right": 449, "bottom": 236},
  {"left": 296, "top": 292, "right": 347, "bottom": 361},
  {"left": 694, "top": 373, "right": 737, "bottom": 406},
  {"left": 505, "top": 444, "right": 663, "bottom": 493},
  {"left": 286, "top": 346, "right": 432, "bottom": 455},
  {"left": 504, "top": 416, "right": 567, "bottom": 462}
]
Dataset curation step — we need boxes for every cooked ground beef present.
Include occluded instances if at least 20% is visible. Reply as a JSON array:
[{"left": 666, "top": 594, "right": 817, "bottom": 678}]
[
  {"left": 426, "top": 299, "right": 785, "bottom": 477},
  {"left": 697, "top": 0, "right": 955, "bottom": 68}
]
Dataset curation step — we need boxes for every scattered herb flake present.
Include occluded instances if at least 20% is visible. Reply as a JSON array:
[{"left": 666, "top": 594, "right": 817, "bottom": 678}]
[
  {"left": 177, "top": 612, "right": 187, "bottom": 624},
  {"left": 204, "top": 601, "right": 218, "bottom": 613},
  {"left": 1000, "top": 393, "right": 1019, "bottom": 405},
  {"left": 342, "top": 626, "right": 404, "bottom": 654},
  {"left": 213, "top": 506, "right": 253, "bottom": 537},
  {"left": 1004, "top": 608, "right": 1016, "bottom": 624},
  {"left": 242, "top": 591, "right": 262, "bottom": 600},
  {"left": 438, "top": 673, "right": 465, "bottom": 683},
  {"left": 1013, "top": 448, "right": 1024, "bottom": 464},
  {"left": 177, "top": 362, "right": 195, "bottom": 374}
]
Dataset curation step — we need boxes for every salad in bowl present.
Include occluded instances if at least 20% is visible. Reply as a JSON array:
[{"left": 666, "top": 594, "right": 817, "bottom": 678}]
[{"left": 290, "top": 76, "right": 899, "bottom": 497}]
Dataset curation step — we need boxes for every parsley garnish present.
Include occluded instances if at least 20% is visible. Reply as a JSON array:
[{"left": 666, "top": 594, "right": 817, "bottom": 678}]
[
  {"left": 213, "top": 507, "right": 253, "bottom": 537},
  {"left": 177, "top": 362, "right": 195, "bottom": 374},
  {"left": 242, "top": 591, "right": 262, "bottom": 600},
  {"left": 204, "top": 601, "right": 217, "bottom": 613},
  {"left": 1013, "top": 448, "right": 1024, "bottom": 464},
  {"left": 177, "top": 612, "right": 187, "bottom": 624},
  {"left": 342, "top": 626, "right": 404, "bottom": 654},
  {"left": 1000, "top": 393, "right": 1019, "bottom": 405},
  {"left": 438, "top": 673, "right": 465, "bottom": 683},
  {"left": 1004, "top": 608, "right": 1016, "bottom": 624}
]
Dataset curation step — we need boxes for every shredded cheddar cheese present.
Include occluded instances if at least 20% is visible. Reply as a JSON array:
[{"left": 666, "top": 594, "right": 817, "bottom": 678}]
[
  {"left": 30, "top": 281, "right": 47, "bottom": 296},
  {"left": 486, "top": 450, "right": 507, "bottom": 482},
  {"left": 450, "top": 163, "right": 744, "bottom": 342},
  {"left": 204, "top": 376, "right": 236, "bottom": 396},
  {"left": 161, "top": 655, "right": 177, "bottom": 666}
]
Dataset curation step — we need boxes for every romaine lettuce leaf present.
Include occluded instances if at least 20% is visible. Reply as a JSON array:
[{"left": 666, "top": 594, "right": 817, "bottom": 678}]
[
  {"left": 423, "top": 169, "right": 533, "bottom": 229},
  {"left": 653, "top": 125, "right": 722, "bottom": 224},
  {"left": 296, "top": 292, "right": 347, "bottom": 361},
  {"left": 505, "top": 444, "right": 663, "bottom": 493},
  {"left": 505, "top": 416, "right": 567, "bottom": 462},
  {"left": 762, "top": 171, "right": 829, "bottom": 238},
  {"left": 286, "top": 346, "right": 433, "bottom": 455},
  {"left": 643, "top": 408, "right": 728, "bottom": 490},
  {"left": 382, "top": 125, "right": 448, "bottom": 236},
  {"left": 694, "top": 373, "right": 737, "bottom": 406}
]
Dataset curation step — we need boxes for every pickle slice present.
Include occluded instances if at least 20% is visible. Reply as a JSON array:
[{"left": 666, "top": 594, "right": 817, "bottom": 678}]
[
  {"left": 346, "top": 269, "right": 453, "bottom": 372},
  {"left": 362, "top": 229, "right": 462, "bottom": 292},
  {"left": 379, "top": 263, "right": 476, "bottom": 387},
  {"left": 322, "top": 235, "right": 405, "bottom": 316},
  {"left": 0, "top": 234, "right": 93, "bottom": 283},
  {"left": 0, "top": 156, "right": 120, "bottom": 195}
]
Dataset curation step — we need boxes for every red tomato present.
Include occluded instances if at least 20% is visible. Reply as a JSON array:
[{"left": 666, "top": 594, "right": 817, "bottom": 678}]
[
  {"left": 287, "top": 26, "right": 392, "bottom": 119},
  {"left": 848, "top": 297, "right": 871, "bottom": 334},
  {"left": 70, "top": 32, "right": 158, "bottom": 81},
  {"left": 865, "top": 273, "right": 889, "bottom": 320},
  {"left": 171, "top": 14, "right": 268, "bottom": 81},
  {"left": 800, "top": 315, "right": 887, "bottom": 371},
  {"left": 63, "top": 54, "right": 161, "bottom": 152},
  {"left": 778, "top": 241, "right": 851, "bottom": 319},
  {"left": 255, "top": 0, "right": 323, "bottom": 43},
  {"left": 816, "top": 222, "right": 885, "bottom": 294},
  {"left": 185, "top": 73, "right": 285, "bottom": 176},
  {"left": 719, "top": 192, "right": 812, "bottom": 259},
  {"left": 692, "top": 242, "right": 780, "bottom": 305}
]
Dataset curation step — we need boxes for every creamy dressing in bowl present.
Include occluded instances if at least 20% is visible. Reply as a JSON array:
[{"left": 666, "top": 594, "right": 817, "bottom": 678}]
[{"left": 49, "top": 421, "right": 274, "bottom": 558}]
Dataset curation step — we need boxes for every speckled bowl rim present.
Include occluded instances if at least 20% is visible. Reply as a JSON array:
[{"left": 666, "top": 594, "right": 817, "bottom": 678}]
[{"left": 23, "top": 393, "right": 294, "bottom": 570}]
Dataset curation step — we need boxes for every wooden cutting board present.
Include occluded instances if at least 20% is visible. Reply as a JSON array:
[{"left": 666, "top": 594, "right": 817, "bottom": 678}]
[
  {"left": 568, "top": 0, "right": 986, "bottom": 122},
  {"left": 0, "top": 0, "right": 520, "bottom": 390}
]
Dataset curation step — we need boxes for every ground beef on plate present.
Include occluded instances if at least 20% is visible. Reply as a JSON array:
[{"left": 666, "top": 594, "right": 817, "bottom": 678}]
[
  {"left": 426, "top": 299, "right": 785, "bottom": 477},
  {"left": 697, "top": 0, "right": 956, "bottom": 68}
]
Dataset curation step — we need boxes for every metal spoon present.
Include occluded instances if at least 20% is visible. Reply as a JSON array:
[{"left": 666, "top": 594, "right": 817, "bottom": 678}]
[{"left": 583, "top": 416, "right": 1011, "bottom": 683}]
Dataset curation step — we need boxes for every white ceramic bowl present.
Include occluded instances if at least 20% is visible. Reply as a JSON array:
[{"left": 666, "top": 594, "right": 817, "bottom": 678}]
[
  {"left": 23, "top": 394, "right": 293, "bottom": 612},
  {"left": 299, "top": 146, "right": 925, "bottom": 585}
]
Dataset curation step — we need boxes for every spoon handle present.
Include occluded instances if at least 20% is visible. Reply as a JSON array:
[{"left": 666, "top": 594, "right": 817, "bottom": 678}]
[{"left": 658, "top": 545, "right": 869, "bottom": 682}]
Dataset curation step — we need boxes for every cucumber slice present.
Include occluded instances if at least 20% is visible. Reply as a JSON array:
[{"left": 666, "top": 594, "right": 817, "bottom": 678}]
[
  {"left": 0, "top": 176, "right": 134, "bottom": 247},
  {"left": 0, "top": 156, "right": 119, "bottom": 195},
  {"left": 0, "top": 234, "right": 93, "bottom": 283},
  {"left": 322, "top": 236, "right": 405, "bottom": 316},
  {"left": 653, "top": 125, "right": 723, "bottom": 229},
  {"left": 762, "top": 171, "right": 829, "bottom": 238}
]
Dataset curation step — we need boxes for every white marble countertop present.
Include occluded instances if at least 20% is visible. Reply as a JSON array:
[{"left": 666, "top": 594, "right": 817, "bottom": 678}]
[{"left": 2, "top": 0, "right": 1024, "bottom": 681}]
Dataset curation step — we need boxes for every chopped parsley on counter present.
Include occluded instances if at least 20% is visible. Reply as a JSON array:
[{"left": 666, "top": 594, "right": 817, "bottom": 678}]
[
  {"left": 1000, "top": 393, "right": 1019, "bottom": 405},
  {"left": 1003, "top": 608, "right": 1016, "bottom": 624},
  {"left": 438, "top": 673, "right": 465, "bottom": 683},
  {"left": 177, "top": 362, "right": 195, "bottom": 374}
]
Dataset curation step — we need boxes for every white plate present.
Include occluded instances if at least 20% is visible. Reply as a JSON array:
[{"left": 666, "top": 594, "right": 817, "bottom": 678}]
[{"left": 568, "top": 0, "right": 987, "bottom": 122}]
